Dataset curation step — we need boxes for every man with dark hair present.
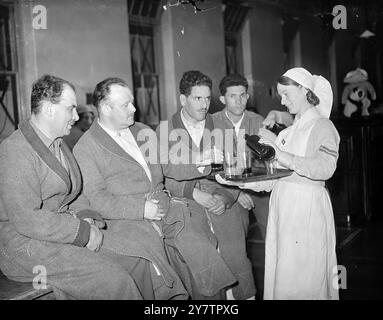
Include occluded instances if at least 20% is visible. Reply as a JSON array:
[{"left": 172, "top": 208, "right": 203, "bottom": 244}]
[
  {"left": 179, "top": 70, "right": 213, "bottom": 96},
  {"left": 74, "top": 77, "right": 235, "bottom": 300},
  {"left": 157, "top": 70, "right": 256, "bottom": 300},
  {"left": 218, "top": 73, "right": 249, "bottom": 96},
  {"left": 30, "top": 75, "right": 76, "bottom": 114},
  {"left": 92, "top": 77, "right": 129, "bottom": 109},
  {"left": 212, "top": 73, "right": 270, "bottom": 240},
  {"left": 0, "top": 74, "right": 149, "bottom": 299}
]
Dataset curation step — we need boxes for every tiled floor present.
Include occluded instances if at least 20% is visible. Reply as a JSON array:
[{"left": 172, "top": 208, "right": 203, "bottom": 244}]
[{"left": 246, "top": 215, "right": 383, "bottom": 300}]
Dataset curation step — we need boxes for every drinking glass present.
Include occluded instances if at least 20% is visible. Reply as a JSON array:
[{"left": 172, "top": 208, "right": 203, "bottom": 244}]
[
  {"left": 240, "top": 151, "right": 252, "bottom": 177},
  {"left": 265, "top": 159, "right": 276, "bottom": 175},
  {"left": 211, "top": 146, "right": 223, "bottom": 172},
  {"left": 224, "top": 152, "right": 242, "bottom": 180}
]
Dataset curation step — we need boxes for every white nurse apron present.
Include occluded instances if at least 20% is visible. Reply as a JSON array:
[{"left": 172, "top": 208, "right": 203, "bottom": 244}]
[{"left": 263, "top": 111, "right": 339, "bottom": 300}]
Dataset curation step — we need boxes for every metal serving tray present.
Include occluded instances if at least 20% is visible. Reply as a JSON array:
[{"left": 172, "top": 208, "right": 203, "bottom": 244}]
[{"left": 208, "top": 168, "right": 293, "bottom": 183}]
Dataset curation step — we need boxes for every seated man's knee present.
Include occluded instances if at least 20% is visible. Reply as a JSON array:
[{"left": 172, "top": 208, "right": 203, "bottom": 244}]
[{"left": 93, "top": 262, "right": 142, "bottom": 299}]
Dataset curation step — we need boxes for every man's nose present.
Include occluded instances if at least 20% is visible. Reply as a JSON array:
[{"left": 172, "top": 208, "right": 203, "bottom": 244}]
[
  {"left": 129, "top": 103, "right": 136, "bottom": 113},
  {"left": 235, "top": 96, "right": 242, "bottom": 104},
  {"left": 200, "top": 98, "right": 209, "bottom": 109},
  {"left": 73, "top": 108, "right": 79, "bottom": 121}
]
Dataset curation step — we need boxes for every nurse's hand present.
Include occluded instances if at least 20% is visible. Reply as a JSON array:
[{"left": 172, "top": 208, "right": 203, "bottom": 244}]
[
  {"left": 215, "top": 174, "right": 244, "bottom": 187},
  {"left": 215, "top": 174, "right": 274, "bottom": 192},
  {"left": 259, "top": 127, "right": 277, "bottom": 143},
  {"left": 263, "top": 110, "right": 294, "bottom": 128},
  {"left": 262, "top": 110, "right": 278, "bottom": 128},
  {"left": 259, "top": 138, "right": 296, "bottom": 171},
  {"left": 239, "top": 181, "right": 274, "bottom": 192},
  {"left": 258, "top": 137, "right": 281, "bottom": 160}
]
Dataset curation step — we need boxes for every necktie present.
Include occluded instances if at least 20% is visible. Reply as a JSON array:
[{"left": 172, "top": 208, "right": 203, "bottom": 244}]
[
  {"left": 232, "top": 125, "right": 238, "bottom": 157},
  {"left": 51, "top": 138, "right": 69, "bottom": 172}
]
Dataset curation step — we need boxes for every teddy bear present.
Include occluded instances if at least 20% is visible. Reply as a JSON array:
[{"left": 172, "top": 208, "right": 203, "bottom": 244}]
[{"left": 341, "top": 68, "right": 376, "bottom": 117}]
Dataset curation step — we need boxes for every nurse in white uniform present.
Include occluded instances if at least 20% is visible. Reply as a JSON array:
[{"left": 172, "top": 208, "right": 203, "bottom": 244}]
[{"left": 217, "top": 67, "right": 340, "bottom": 300}]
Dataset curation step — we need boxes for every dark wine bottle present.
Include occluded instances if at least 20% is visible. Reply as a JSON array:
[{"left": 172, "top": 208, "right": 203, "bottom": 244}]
[{"left": 245, "top": 134, "right": 275, "bottom": 161}]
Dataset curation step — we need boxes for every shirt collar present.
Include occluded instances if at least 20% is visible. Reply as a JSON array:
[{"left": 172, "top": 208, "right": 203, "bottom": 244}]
[
  {"left": 181, "top": 108, "right": 205, "bottom": 129},
  {"left": 225, "top": 110, "right": 245, "bottom": 127},
  {"left": 98, "top": 119, "right": 130, "bottom": 137},
  {"left": 29, "top": 119, "right": 59, "bottom": 148}
]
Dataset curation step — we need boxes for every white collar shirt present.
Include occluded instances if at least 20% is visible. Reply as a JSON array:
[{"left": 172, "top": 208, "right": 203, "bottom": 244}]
[
  {"left": 180, "top": 109, "right": 206, "bottom": 173},
  {"left": 225, "top": 110, "right": 245, "bottom": 137},
  {"left": 181, "top": 108, "right": 205, "bottom": 148},
  {"left": 98, "top": 120, "right": 152, "bottom": 182}
]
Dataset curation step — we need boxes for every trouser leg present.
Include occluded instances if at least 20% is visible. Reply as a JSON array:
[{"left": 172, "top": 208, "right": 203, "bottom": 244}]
[
  {"left": 164, "top": 244, "right": 226, "bottom": 300},
  {"left": 250, "top": 192, "right": 270, "bottom": 240},
  {"left": 101, "top": 248, "right": 155, "bottom": 299},
  {"left": 42, "top": 245, "right": 143, "bottom": 300},
  {"left": 162, "top": 206, "right": 233, "bottom": 298},
  {"left": 102, "top": 248, "right": 188, "bottom": 300},
  {"left": 209, "top": 203, "right": 256, "bottom": 300}
]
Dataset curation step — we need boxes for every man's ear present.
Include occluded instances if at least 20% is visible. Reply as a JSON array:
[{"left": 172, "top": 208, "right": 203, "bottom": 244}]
[
  {"left": 180, "top": 94, "right": 187, "bottom": 107},
  {"left": 219, "top": 96, "right": 226, "bottom": 105},
  {"left": 99, "top": 102, "right": 110, "bottom": 115},
  {"left": 41, "top": 101, "right": 54, "bottom": 118}
]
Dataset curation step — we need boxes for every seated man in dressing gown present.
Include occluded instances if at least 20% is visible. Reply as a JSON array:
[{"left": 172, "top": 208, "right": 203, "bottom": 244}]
[{"left": 73, "top": 77, "right": 237, "bottom": 300}]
